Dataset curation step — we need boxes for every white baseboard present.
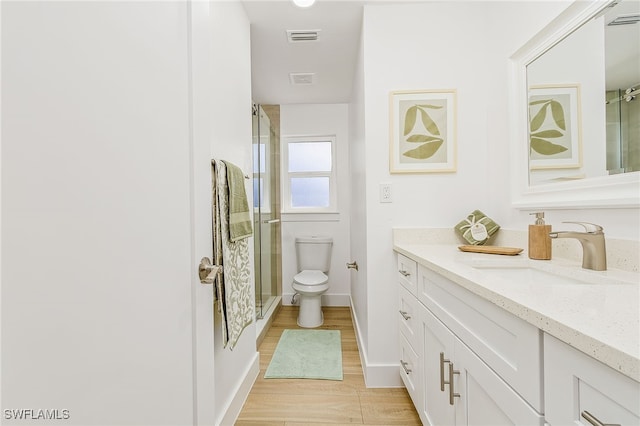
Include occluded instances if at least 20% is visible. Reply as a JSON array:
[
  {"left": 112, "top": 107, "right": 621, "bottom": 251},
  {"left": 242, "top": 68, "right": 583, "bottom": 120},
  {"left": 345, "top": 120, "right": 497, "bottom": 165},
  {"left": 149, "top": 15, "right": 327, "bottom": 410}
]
[
  {"left": 282, "top": 292, "right": 351, "bottom": 307},
  {"left": 217, "top": 352, "right": 260, "bottom": 426},
  {"left": 349, "top": 299, "right": 403, "bottom": 388}
]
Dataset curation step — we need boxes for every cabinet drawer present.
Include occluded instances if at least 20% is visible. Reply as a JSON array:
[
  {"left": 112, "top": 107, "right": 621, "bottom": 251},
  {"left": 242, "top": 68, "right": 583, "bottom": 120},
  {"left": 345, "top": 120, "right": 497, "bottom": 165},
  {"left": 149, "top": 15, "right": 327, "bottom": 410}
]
[
  {"left": 397, "top": 253, "right": 417, "bottom": 295},
  {"left": 417, "top": 265, "right": 543, "bottom": 412},
  {"left": 398, "top": 284, "right": 420, "bottom": 349},
  {"left": 544, "top": 334, "right": 640, "bottom": 426},
  {"left": 399, "top": 332, "right": 421, "bottom": 410}
]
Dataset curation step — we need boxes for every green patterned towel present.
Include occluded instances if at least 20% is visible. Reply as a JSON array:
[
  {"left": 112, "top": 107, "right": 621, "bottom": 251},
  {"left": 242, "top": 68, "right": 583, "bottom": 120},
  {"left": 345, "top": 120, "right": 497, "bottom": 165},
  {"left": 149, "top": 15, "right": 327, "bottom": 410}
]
[
  {"left": 223, "top": 160, "right": 252, "bottom": 242},
  {"left": 454, "top": 209, "right": 500, "bottom": 245}
]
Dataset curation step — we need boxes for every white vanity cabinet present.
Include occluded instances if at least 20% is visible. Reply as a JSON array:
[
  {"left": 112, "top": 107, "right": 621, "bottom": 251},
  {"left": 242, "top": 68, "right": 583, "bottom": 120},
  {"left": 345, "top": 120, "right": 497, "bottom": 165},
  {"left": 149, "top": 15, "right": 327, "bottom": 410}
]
[
  {"left": 544, "top": 334, "right": 640, "bottom": 426},
  {"left": 420, "top": 282, "right": 544, "bottom": 426},
  {"left": 395, "top": 253, "right": 544, "bottom": 426}
]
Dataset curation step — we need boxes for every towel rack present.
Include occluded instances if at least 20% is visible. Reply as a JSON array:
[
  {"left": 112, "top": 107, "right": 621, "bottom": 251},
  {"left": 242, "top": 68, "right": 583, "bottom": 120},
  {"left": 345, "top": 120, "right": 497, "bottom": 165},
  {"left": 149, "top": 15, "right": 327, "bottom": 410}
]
[{"left": 198, "top": 257, "right": 222, "bottom": 284}]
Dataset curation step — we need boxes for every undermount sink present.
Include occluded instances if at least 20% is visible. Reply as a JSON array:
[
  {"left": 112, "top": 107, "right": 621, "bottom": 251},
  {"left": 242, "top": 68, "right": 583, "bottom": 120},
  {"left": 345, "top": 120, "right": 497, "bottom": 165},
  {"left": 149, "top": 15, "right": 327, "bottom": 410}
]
[{"left": 471, "top": 262, "right": 637, "bottom": 286}]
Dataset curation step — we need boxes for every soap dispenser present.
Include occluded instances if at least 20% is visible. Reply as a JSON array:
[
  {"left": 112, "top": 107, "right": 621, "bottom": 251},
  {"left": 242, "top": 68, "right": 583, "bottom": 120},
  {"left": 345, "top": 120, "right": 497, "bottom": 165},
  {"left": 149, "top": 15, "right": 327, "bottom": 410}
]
[{"left": 529, "top": 212, "right": 552, "bottom": 260}]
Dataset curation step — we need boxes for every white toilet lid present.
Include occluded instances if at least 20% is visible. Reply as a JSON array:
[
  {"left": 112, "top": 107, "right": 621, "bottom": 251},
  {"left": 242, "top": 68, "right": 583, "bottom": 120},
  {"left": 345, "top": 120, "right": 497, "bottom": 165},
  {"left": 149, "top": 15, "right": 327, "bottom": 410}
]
[{"left": 293, "top": 270, "right": 328, "bottom": 286}]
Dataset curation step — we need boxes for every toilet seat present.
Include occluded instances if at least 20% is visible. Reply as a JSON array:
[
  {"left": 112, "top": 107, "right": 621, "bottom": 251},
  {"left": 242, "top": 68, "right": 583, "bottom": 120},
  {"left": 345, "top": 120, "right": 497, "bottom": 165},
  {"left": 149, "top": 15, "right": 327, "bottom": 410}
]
[{"left": 293, "top": 270, "right": 328, "bottom": 286}]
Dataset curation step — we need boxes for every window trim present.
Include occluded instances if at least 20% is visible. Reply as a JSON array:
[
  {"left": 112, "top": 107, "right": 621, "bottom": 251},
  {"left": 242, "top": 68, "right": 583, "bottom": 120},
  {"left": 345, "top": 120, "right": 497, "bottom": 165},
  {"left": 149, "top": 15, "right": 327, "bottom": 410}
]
[{"left": 282, "top": 135, "right": 338, "bottom": 213}]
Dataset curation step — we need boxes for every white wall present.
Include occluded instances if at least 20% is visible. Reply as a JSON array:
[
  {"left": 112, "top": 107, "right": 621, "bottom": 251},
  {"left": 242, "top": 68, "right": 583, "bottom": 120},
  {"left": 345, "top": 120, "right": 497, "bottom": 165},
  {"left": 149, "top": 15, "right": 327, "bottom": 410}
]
[
  {"left": 359, "top": 2, "right": 495, "bottom": 384},
  {"left": 209, "top": 2, "right": 260, "bottom": 424},
  {"left": 1, "top": 1, "right": 258, "bottom": 424},
  {"left": 279, "top": 104, "right": 351, "bottom": 306},
  {"left": 350, "top": 0, "right": 594, "bottom": 387}
]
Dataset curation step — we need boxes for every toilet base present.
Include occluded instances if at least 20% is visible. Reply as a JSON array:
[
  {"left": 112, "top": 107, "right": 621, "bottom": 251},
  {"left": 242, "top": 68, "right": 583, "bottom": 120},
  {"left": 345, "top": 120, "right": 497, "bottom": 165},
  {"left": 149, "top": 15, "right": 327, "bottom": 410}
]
[{"left": 297, "top": 294, "right": 324, "bottom": 328}]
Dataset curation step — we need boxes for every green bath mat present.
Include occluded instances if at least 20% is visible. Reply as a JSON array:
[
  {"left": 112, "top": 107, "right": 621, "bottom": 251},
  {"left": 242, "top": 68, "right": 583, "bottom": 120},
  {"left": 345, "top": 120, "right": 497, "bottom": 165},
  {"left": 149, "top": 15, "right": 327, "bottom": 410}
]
[{"left": 264, "top": 329, "right": 343, "bottom": 380}]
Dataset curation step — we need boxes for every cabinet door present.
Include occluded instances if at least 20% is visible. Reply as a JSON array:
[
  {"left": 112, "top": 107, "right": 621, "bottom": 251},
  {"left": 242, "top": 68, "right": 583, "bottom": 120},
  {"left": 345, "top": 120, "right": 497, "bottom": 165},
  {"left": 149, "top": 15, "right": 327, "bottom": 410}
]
[
  {"left": 422, "top": 307, "right": 457, "bottom": 426},
  {"left": 456, "top": 339, "right": 544, "bottom": 426},
  {"left": 545, "top": 334, "right": 640, "bottom": 426}
]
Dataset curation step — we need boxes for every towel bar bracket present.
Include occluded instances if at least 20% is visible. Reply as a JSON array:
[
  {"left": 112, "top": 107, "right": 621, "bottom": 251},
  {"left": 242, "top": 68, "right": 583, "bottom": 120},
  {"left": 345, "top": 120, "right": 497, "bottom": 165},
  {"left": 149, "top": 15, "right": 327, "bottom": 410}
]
[{"left": 199, "top": 257, "right": 222, "bottom": 284}]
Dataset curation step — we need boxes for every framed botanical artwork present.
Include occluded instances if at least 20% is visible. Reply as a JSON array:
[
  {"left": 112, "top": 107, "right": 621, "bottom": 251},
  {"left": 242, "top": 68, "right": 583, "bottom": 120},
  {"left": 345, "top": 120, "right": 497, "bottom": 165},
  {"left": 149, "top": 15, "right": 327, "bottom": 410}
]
[
  {"left": 389, "top": 89, "right": 457, "bottom": 173},
  {"left": 528, "top": 84, "right": 582, "bottom": 169}
]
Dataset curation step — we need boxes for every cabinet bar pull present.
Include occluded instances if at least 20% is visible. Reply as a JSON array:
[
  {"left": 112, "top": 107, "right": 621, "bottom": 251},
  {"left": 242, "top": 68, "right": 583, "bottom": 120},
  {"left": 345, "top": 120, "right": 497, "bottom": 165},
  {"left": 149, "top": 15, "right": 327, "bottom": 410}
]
[
  {"left": 448, "top": 362, "right": 460, "bottom": 405},
  {"left": 399, "top": 270, "right": 411, "bottom": 277},
  {"left": 400, "top": 360, "right": 412, "bottom": 375},
  {"left": 440, "top": 352, "right": 450, "bottom": 391},
  {"left": 581, "top": 411, "right": 620, "bottom": 426},
  {"left": 399, "top": 310, "right": 411, "bottom": 320}
]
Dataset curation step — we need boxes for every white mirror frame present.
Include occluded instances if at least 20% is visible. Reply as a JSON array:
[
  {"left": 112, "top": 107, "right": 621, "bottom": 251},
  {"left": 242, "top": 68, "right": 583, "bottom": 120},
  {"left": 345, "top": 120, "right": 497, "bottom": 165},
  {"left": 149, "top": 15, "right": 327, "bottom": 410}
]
[{"left": 508, "top": 0, "right": 640, "bottom": 210}]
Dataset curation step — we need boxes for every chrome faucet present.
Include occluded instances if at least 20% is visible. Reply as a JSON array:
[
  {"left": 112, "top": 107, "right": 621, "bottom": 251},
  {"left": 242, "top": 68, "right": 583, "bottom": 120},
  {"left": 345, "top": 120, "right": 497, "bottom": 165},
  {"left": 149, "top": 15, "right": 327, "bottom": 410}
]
[{"left": 548, "top": 222, "right": 607, "bottom": 271}]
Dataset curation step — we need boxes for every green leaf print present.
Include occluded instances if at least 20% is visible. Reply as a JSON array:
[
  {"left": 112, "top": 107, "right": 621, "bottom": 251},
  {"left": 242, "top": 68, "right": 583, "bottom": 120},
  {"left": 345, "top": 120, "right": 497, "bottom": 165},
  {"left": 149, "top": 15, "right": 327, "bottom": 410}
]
[
  {"left": 403, "top": 140, "right": 444, "bottom": 159},
  {"left": 404, "top": 106, "right": 417, "bottom": 136},
  {"left": 531, "top": 137, "right": 568, "bottom": 155}
]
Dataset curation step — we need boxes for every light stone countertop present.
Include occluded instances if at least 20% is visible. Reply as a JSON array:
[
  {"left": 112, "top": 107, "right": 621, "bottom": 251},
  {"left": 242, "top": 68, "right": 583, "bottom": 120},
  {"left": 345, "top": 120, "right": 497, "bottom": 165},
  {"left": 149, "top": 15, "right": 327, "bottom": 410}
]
[{"left": 393, "top": 241, "right": 640, "bottom": 382}]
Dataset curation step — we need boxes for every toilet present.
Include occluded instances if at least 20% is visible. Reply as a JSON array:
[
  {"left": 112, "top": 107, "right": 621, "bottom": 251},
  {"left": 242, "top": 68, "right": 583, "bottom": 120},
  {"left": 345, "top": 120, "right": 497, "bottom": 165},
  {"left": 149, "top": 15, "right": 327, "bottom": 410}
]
[{"left": 292, "top": 236, "right": 333, "bottom": 328}]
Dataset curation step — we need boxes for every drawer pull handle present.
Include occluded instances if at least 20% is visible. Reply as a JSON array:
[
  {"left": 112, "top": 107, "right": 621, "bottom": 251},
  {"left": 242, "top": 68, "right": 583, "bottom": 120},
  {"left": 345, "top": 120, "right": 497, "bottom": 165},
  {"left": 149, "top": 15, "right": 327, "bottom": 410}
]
[
  {"left": 440, "top": 352, "right": 450, "bottom": 391},
  {"left": 581, "top": 411, "right": 620, "bottom": 426},
  {"left": 448, "top": 362, "right": 460, "bottom": 405},
  {"left": 400, "top": 360, "right": 412, "bottom": 375},
  {"left": 399, "top": 310, "right": 411, "bottom": 320},
  {"left": 399, "top": 270, "right": 411, "bottom": 277}
]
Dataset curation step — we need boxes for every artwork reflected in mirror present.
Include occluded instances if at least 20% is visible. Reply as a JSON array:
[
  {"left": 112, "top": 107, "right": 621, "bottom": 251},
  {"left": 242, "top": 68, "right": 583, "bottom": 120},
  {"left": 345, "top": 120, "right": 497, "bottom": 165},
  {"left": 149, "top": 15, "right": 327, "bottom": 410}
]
[{"left": 526, "top": 0, "right": 639, "bottom": 186}]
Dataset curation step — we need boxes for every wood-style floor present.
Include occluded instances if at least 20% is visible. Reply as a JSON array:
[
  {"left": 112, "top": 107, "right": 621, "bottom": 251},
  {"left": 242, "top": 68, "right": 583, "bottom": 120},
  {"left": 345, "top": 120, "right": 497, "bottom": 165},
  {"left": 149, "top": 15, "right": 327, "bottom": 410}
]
[{"left": 236, "top": 306, "right": 422, "bottom": 425}]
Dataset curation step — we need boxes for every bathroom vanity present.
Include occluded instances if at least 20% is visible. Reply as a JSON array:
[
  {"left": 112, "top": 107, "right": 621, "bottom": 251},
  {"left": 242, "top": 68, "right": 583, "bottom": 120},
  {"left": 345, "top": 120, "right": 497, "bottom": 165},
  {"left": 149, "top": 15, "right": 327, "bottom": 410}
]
[{"left": 394, "top": 241, "right": 640, "bottom": 426}]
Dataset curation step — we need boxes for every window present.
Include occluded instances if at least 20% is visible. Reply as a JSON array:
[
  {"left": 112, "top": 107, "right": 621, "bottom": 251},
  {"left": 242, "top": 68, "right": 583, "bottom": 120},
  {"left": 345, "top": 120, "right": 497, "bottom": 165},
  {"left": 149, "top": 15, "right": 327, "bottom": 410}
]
[{"left": 282, "top": 136, "right": 337, "bottom": 212}]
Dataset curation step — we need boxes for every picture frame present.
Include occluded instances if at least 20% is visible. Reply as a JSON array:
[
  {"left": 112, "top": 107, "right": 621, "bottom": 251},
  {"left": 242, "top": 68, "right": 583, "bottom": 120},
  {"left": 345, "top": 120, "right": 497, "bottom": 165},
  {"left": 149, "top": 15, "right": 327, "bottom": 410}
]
[
  {"left": 528, "top": 84, "right": 582, "bottom": 170},
  {"left": 389, "top": 89, "right": 457, "bottom": 173}
]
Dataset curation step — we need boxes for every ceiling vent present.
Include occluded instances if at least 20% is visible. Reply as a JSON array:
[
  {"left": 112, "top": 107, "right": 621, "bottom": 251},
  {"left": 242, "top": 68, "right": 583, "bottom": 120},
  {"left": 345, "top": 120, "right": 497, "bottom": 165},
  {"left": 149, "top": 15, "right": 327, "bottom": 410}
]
[
  {"left": 287, "top": 30, "right": 320, "bottom": 42},
  {"left": 289, "top": 72, "right": 315, "bottom": 85},
  {"left": 607, "top": 13, "right": 640, "bottom": 26}
]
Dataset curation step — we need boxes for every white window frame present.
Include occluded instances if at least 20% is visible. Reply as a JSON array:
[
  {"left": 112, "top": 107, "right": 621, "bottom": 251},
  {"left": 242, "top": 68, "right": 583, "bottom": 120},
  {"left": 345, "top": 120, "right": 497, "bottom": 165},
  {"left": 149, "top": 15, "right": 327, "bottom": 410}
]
[{"left": 282, "top": 135, "right": 337, "bottom": 213}]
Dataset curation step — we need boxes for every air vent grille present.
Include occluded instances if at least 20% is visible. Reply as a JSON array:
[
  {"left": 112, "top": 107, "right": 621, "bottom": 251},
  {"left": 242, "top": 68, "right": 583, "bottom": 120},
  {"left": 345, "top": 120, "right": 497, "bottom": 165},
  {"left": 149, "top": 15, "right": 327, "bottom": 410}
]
[
  {"left": 287, "top": 30, "right": 320, "bottom": 42},
  {"left": 607, "top": 13, "right": 640, "bottom": 26},
  {"left": 289, "top": 72, "right": 315, "bottom": 85}
]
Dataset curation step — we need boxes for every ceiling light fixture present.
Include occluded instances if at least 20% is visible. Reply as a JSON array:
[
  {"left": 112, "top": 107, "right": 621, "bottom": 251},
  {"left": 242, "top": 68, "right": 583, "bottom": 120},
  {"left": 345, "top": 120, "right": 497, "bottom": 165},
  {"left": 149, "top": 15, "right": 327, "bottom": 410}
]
[{"left": 292, "top": 0, "right": 316, "bottom": 8}]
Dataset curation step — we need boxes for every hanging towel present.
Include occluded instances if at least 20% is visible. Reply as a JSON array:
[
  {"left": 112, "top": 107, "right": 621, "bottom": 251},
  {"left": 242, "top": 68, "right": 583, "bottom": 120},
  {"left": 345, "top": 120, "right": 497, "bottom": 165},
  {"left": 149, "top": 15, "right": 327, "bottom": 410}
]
[
  {"left": 222, "top": 160, "right": 253, "bottom": 242},
  {"left": 212, "top": 159, "right": 254, "bottom": 349}
]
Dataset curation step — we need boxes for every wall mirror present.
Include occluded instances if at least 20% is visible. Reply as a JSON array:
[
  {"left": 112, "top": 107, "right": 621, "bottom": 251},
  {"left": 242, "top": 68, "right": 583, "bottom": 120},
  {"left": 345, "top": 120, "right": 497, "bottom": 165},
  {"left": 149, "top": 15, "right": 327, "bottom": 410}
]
[{"left": 509, "top": 0, "right": 639, "bottom": 209}]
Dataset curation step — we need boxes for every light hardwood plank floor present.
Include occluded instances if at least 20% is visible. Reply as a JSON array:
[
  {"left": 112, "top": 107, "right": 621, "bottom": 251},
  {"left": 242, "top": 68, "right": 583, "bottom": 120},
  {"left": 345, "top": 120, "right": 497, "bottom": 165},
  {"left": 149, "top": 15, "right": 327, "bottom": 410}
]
[{"left": 236, "top": 306, "right": 422, "bottom": 425}]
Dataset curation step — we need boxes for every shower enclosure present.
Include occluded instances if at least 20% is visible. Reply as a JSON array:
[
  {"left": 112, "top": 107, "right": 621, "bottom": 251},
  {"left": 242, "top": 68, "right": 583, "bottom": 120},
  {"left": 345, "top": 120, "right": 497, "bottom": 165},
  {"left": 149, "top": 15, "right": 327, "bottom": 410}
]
[
  {"left": 606, "top": 86, "right": 640, "bottom": 174},
  {"left": 252, "top": 104, "right": 282, "bottom": 320}
]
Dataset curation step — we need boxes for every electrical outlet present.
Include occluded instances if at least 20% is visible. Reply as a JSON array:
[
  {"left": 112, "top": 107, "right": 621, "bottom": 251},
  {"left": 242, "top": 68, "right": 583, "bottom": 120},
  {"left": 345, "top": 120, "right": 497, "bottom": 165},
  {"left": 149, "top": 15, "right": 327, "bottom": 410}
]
[{"left": 380, "top": 183, "right": 392, "bottom": 203}]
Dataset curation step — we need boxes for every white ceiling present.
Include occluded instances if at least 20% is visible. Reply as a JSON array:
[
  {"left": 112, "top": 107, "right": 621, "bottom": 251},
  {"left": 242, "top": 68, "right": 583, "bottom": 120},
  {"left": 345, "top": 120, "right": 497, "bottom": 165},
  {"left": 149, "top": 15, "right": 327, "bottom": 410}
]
[
  {"left": 241, "top": 0, "right": 367, "bottom": 105},
  {"left": 242, "top": 0, "right": 640, "bottom": 105}
]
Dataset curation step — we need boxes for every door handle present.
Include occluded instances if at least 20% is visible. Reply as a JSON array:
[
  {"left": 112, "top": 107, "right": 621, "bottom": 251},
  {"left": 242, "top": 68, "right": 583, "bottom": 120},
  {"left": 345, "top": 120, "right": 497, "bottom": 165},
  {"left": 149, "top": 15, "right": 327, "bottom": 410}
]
[
  {"left": 448, "top": 362, "right": 460, "bottom": 405},
  {"left": 198, "top": 257, "right": 222, "bottom": 284},
  {"left": 581, "top": 411, "right": 620, "bottom": 426},
  {"left": 440, "top": 352, "right": 450, "bottom": 391},
  {"left": 262, "top": 218, "right": 280, "bottom": 224}
]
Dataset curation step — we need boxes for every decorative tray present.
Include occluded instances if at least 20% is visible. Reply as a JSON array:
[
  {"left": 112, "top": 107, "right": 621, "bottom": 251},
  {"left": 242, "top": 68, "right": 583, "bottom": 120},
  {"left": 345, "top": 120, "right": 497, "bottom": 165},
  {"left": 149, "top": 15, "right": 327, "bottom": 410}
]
[{"left": 458, "top": 245, "right": 523, "bottom": 256}]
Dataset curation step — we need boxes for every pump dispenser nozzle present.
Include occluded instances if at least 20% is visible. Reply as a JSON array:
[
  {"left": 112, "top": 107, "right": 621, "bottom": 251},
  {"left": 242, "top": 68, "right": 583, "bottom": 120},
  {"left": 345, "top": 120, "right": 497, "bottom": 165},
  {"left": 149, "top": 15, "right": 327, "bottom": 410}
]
[{"left": 530, "top": 212, "right": 545, "bottom": 225}]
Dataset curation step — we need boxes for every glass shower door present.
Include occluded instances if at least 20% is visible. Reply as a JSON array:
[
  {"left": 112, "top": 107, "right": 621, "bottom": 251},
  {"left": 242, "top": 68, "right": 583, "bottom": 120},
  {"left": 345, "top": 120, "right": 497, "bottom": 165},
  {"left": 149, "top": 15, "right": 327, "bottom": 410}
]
[{"left": 252, "top": 104, "right": 281, "bottom": 320}]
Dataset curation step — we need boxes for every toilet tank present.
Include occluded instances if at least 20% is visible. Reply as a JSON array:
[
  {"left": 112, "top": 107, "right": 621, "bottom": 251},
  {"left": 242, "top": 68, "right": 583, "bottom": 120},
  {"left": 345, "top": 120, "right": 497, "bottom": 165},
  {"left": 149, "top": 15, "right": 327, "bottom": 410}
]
[{"left": 295, "top": 236, "right": 333, "bottom": 273}]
